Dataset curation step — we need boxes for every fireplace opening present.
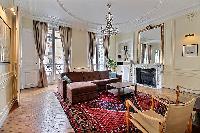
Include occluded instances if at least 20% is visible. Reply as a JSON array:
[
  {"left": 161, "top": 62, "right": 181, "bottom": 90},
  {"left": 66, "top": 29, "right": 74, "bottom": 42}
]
[{"left": 136, "top": 68, "right": 156, "bottom": 87}]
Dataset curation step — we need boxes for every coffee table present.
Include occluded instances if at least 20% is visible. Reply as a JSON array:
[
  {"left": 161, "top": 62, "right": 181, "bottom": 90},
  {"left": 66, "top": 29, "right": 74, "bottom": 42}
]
[{"left": 106, "top": 82, "right": 135, "bottom": 96}]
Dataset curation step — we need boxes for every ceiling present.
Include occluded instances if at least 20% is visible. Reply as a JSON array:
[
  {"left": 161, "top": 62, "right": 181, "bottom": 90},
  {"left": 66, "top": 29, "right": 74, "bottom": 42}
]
[{"left": 2, "top": 0, "right": 200, "bottom": 33}]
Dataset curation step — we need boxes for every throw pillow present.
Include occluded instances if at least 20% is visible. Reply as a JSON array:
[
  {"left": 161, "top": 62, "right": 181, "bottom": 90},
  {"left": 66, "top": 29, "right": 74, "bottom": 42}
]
[
  {"left": 62, "top": 75, "right": 72, "bottom": 84},
  {"left": 109, "top": 71, "right": 117, "bottom": 78}
]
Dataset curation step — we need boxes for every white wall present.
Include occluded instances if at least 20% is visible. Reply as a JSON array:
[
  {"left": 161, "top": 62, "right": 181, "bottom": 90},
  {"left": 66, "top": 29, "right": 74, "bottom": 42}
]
[
  {"left": 132, "top": 12, "right": 200, "bottom": 93},
  {"left": 163, "top": 12, "right": 200, "bottom": 93},
  {"left": 0, "top": 4, "right": 17, "bottom": 127},
  {"left": 71, "top": 28, "right": 88, "bottom": 69}
]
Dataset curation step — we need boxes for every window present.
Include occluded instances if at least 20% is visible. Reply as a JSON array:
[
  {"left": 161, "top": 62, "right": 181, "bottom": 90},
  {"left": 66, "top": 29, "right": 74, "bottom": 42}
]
[
  {"left": 93, "top": 36, "right": 105, "bottom": 71},
  {"left": 44, "top": 27, "right": 65, "bottom": 84}
]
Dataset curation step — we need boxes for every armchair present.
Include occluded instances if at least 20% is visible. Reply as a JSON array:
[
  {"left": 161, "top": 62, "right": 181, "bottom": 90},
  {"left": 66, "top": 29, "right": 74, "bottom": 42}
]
[{"left": 126, "top": 96, "right": 196, "bottom": 133}]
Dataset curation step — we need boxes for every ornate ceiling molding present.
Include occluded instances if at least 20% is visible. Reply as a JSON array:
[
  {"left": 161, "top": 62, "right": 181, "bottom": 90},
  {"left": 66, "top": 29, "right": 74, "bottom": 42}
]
[
  {"left": 15, "top": 0, "right": 73, "bottom": 28},
  {"left": 56, "top": 0, "right": 165, "bottom": 27},
  {"left": 136, "top": 2, "right": 200, "bottom": 28},
  {"left": 15, "top": 0, "right": 200, "bottom": 33}
]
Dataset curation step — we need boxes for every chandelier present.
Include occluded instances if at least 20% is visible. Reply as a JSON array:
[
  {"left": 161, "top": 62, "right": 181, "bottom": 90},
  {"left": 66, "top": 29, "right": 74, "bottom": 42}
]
[{"left": 101, "top": 4, "right": 119, "bottom": 36}]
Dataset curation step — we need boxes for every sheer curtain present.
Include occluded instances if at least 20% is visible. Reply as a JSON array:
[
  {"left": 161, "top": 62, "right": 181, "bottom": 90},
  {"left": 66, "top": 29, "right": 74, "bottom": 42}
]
[
  {"left": 33, "top": 20, "right": 48, "bottom": 87},
  {"left": 147, "top": 45, "right": 152, "bottom": 64},
  {"left": 88, "top": 32, "right": 96, "bottom": 71},
  {"left": 59, "top": 26, "right": 72, "bottom": 72},
  {"left": 141, "top": 44, "right": 146, "bottom": 64}
]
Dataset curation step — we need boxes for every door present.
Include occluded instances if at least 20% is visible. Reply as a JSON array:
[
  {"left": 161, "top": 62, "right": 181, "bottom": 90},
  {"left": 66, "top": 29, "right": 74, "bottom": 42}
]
[{"left": 44, "top": 28, "right": 65, "bottom": 84}]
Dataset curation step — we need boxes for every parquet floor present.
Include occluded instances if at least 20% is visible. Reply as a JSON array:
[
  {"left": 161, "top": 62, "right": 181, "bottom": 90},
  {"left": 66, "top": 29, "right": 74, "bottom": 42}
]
[{"left": 0, "top": 85, "right": 74, "bottom": 133}]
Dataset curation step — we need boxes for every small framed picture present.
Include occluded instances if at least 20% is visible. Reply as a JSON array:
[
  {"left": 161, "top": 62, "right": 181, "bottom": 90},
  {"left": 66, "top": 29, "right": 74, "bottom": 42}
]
[{"left": 182, "top": 44, "right": 198, "bottom": 57}]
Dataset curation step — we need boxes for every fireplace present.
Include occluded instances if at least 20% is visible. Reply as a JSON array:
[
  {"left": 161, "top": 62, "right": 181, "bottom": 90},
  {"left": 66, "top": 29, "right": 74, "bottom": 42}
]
[
  {"left": 136, "top": 68, "right": 156, "bottom": 87},
  {"left": 133, "top": 64, "right": 163, "bottom": 88}
]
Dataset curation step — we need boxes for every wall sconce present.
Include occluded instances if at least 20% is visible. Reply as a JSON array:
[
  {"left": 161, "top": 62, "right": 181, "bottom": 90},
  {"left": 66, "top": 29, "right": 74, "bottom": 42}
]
[{"left": 185, "top": 33, "right": 194, "bottom": 37}]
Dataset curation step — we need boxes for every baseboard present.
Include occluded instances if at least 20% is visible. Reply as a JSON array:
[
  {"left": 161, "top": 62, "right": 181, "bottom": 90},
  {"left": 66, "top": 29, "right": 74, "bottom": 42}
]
[{"left": 0, "top": 98, "right": 17, "bottom": 128}]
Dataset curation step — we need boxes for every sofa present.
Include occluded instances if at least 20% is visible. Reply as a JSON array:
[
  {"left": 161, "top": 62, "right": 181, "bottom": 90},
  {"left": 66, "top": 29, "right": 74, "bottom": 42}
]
[{"left": 58, "top": 71, "right": 122, "bottom": 104}]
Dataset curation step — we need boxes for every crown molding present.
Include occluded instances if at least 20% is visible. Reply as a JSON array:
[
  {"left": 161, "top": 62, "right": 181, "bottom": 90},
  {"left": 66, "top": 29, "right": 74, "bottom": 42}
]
[{"left": 16, "top": 0, "right": 200, "bottom": 33}]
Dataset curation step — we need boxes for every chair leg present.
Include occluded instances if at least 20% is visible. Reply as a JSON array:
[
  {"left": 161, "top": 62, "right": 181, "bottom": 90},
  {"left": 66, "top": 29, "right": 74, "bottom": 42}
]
[
  {"left": 159, "top": 122, "right": 164, "bottom": 133},
  {"left": 151, "top": 96, "right": 155, "bottom": 110},
  {"left": 126, "top": 100, "right": 130, "bottom": 133},
  {"left": 176, "top": 85, "right": 180, "bottom": 104},
  {"left": 186, "top": 114, "right": 192, "bottom": 133}
]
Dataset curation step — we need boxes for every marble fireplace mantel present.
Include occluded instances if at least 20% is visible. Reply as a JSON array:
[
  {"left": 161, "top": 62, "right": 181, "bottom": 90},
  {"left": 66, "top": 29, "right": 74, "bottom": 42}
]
[{"left": 133, "top": 64, "right": 164, "bottom": 89}]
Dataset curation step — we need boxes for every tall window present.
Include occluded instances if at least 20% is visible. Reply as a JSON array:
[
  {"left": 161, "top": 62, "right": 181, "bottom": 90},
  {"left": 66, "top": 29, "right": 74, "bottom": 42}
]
[
  {"left": 44, "top": 27, "right": 65, "bottom": 84},
  {"left": 93, "top": 36, "right": 105, "bottom": 71}
]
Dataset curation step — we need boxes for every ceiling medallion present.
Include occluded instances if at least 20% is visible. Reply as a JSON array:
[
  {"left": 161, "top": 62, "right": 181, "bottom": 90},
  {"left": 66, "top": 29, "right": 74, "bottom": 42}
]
[
  {"left": 56, "top": 0, "right": 165, "bottom": 31},
  {"left": 101, "top": 3, "right": 119, "bottom": 36}
]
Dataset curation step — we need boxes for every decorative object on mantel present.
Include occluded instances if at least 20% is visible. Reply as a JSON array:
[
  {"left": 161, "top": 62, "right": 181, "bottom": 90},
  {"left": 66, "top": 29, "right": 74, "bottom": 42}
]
[
  {"left": 182, "top": 44, "right": 198, "bottom": 57},
  {"left": 0, "top": 17, "right": 11, "bottom": 64},
  {"left": 101, "top": 3, "right": 119, "bottom": 36}
]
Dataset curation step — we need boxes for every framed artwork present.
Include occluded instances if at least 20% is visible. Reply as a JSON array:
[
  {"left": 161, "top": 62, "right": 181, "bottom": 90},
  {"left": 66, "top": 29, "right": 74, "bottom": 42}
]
[
  {"left": 0, "top": 17, "right": 11, "bottom": 63},
  {"left": 182, "top": 44, "right": 198, "bottom": 57}
]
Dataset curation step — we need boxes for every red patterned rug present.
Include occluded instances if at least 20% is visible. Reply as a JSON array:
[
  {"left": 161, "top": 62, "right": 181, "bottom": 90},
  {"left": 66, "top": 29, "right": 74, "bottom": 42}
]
[{"left": 55, "top": 91, "right": 167, "bottom": 133}]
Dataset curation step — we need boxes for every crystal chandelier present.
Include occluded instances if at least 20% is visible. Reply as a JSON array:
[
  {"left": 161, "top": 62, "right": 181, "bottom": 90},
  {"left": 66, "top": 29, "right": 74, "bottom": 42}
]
[{"left": 101, "top": 4, "right": 119, "bottom": 36}]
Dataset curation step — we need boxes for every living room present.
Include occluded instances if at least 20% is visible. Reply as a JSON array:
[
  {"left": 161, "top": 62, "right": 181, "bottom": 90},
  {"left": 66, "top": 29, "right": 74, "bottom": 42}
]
[{"left": 0, "top": 0, "right": 200, "bottom": 133}]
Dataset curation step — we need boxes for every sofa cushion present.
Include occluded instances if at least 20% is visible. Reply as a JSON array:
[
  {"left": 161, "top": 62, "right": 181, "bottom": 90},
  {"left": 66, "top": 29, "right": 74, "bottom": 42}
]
[
  {"left": 83, "top": 71, "right": 100, "bottom": 81},
  {"left": 99, "top": 71, "right": 109, "bottom": 79},
  {"left": 67, "top": 72, "right": 83, "bottom": 82},
  {"left": 67, "top": 82, "right": 97, "bottom": 95},
  {"left": 92, "top": 79, "right": 110, "bottom": 86}
]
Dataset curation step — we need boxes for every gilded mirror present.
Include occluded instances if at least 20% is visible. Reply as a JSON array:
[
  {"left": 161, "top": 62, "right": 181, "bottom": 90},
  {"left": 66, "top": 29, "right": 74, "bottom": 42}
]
[{"left": 137, "top": 24, "right": 164, "bottom": 64}]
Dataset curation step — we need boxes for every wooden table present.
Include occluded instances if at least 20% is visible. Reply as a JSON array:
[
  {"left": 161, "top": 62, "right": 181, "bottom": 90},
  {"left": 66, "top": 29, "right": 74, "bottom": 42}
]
[{"left": 106, "top": 82, "right": 135, "bottom": 96}]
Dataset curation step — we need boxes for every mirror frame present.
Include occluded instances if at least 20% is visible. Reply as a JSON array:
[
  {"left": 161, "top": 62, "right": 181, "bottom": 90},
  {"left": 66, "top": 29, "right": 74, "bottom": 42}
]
[{"left": 137, "top": 23, "right": 164, "bottom": 64}]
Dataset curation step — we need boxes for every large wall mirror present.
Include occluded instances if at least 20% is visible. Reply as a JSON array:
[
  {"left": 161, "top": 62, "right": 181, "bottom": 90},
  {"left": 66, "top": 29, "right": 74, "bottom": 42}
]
[{"left": 137, "top": 24, "right": 164, "bottom": 64}]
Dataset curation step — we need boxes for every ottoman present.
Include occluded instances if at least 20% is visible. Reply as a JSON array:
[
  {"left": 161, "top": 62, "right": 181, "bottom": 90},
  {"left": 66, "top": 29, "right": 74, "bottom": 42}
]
[{"left": 67, "top": 82, "right": 97, "bottom": 104}]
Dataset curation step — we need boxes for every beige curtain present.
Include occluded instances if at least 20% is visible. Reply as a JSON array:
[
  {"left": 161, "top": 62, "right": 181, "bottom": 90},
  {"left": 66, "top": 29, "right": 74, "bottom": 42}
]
[
  {"left": 103, "top": 35, "right": 110, "bottom": 58},
  {"left": 33, "top": 20, "right": 48, "bottom": 88},
  {"left": 103, "top": 35, "right": 110, "bottom": 69},
  {"left": 88, "top": 32, "right": 96, "bottom": 71},
  {"left": 59, "top": 26, "right": 72, "bottom": 72}
]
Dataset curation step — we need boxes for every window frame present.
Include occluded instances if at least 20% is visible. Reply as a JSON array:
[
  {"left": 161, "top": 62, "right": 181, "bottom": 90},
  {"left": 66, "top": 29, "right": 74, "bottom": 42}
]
[{"left": 93, "top": 36, "right": 106, "bottom": 71}]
